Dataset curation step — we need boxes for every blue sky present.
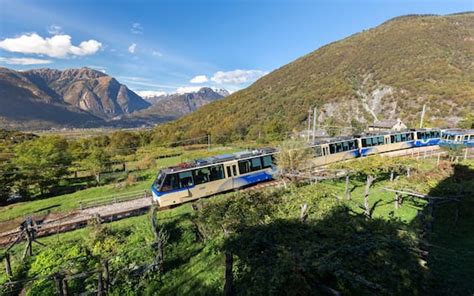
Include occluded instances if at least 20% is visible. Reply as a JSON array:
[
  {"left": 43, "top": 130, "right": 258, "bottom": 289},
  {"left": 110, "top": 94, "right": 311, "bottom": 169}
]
[{"left": 0, "top": 0, "right": 472, "bottom": 95}]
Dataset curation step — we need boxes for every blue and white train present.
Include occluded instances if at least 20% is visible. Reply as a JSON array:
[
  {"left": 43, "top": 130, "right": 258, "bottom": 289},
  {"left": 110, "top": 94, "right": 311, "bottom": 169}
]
[
  {"left": 439, "top": 129, "right": 474, "bottom": 148},
  {"left": 152, "top": 128, "right": 443, "bottom": 207},
  {"left": 151, "top": 149, "right": 277, "bottom": 207}
]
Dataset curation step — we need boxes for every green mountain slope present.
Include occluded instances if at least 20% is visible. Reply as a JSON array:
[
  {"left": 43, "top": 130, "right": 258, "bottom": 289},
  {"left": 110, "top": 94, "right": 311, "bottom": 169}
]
[{"left": 154, "top": 13, "right": 474, "bottom": 142}]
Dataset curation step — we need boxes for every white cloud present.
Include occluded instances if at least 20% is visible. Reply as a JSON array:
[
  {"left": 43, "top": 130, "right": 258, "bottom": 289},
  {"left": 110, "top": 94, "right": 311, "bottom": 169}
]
[
  {"left": 176, "top": 86, "right": 202, "bottom": 94},
  {"left": 136, "top": 90, "right": 167, "bottom": 98},
  {"left": 0, "top": 57, "right": 52, "bottom": 65},
  {"left": 128, "top": 43, "right": 136, "bottom": 54},
  {"left": 190, "top": 75, "right": 208, "bottom": 84},
  {"left": 131, "top": 23, "right": 143, "bottom": 34},
  {"left": 152, "top": 50, "right": 162, "bottom": 57},
  {"left": 0, "top": 33, "right": 102, "bottom": 58},
  {"left": 211, "top": 69, "right": 267, "bottom": 84},
  {"left": 47, "top": 24, "right": 63, "bottom": 35}
]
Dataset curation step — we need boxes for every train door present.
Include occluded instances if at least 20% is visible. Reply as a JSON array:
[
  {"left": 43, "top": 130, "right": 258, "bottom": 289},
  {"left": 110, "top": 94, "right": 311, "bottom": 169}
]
[
  {"left": 384, "top": 135, "right": 390, "bottom": 145},
  {"left": 225, "top": 162, "right": 239, "bottom": 190}
]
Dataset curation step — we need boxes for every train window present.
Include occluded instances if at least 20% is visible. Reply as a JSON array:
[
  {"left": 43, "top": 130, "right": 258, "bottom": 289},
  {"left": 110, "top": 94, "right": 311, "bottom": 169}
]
[
  {"left": 250, "top": 157, "right": 262, "bottom": 171},
  {"left": 362, "top": 138, "right": 369, "bottom": 147},
  {"left": 342, "top": 141, "right": 349, "bottom": 151},
  {"left": 178, "top": 171, "right": 194, "bottom": 188},
  {"left": 407, "top": 133, "right": 413, "bottom": 140},
  {"left": 161, "top": 174, "right": 180, "bottom": 191},
  {"left": 210, "top": 165, "right": 224, "bottom": 181},
  {"left": 193, "top": 167, "right": 210, "bottom": 185},
  {"left": 329, "top": 144, "right": 336, "bottom": 153},
  {"left": 262, "top": 155, "right": 273, "bottom": 168},
  {"left": 348, "top": 141, "right": 354, "bottom": 150},
  {"left": 226, "top": 166, "right": 232, "bottom": 177},
  {"left": 377, "top": 136, "right": 384, "bottom": 145},
  {"left": 314, "top": 146, "right": 323, "bottom": 157},
  {"left": 400, "top": 134, "right": 407, "bottom": 141},
  {"left": 238, "top": 160, "right": 251, "bottom": 174}
]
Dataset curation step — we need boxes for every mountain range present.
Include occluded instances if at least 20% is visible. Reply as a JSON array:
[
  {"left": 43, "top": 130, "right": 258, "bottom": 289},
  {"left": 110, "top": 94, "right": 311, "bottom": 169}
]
[
  {"left": 131, "top": 87, "right": 230, "bottom": 120},
  {"left": 0, "top": 67, "right": 229, "bottom": 129},
  {"left": 153, "top": 12, "right": 474, "bottom": 141}
]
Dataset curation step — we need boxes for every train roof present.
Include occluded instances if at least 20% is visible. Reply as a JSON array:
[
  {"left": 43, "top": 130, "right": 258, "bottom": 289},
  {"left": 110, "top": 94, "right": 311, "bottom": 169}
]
[
  {"left": 161, "top": 147, "right": 277, "bottom": 174},
  {"left": 442, "top": 129, "right": 474, "bottom": 136}
]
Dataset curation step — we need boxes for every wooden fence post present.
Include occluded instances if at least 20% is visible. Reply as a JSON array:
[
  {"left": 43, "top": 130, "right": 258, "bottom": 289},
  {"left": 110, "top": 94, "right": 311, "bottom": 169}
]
[
  {"left": 364, "top": 175, "right": 375, "bottom": 218},
  {"left": 344, "top": 175, "right": 351, "bottom": 200},
  {"left": 62, "top": 277, "right": 69, "bottom": 296},
  {"left": 4, "top": 253, "right": 12, "bottom": 278},
  {"left": 97, "top": 271, "right": 104, "bottom": 296},
  {"left": 102, "top": 260, "right": 110, "bottom": 292},
  {"left": 223, "top": 228, "right": 234, "bottom": 296},
  {"left": 53, "top": 273, "right": 64, "bottom": 296},
  {"left": 394, "top": 193, "right": 400, "bottom": 209}
]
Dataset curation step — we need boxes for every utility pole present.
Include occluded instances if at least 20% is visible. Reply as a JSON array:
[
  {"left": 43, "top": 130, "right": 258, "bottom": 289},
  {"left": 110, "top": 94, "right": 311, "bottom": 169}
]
[
  {"left": 419, "top": 104, "right": 426, "bottom": 129},
  {"left": 207, "top": 134, "right": 211, "bottom": 151},
  {"left": 307, "top": 108, "right": 312, "bottom": 142},
  {"left": 312, "top": 107, "right": 317, "bottom": 143}
]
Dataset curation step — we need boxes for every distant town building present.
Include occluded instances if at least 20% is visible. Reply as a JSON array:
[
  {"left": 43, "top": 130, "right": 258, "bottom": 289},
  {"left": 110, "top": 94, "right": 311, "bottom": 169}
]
[{"left": 367, "top": 119, "right": 407, "bottom": 132}]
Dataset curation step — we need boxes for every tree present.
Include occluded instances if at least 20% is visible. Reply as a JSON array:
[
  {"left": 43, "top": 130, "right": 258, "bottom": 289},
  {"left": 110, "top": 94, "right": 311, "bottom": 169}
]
[
  {"left": 0, "top": 161, "right": 16, "bottom": 204},
  {"left": 12, "top": 136, "right": 71, "bottom": 196},
  {"left": 80, "top": 146, "right": 112, "bottom": 185},
  {"left": 457, "top": 114, "right": 474, "bottom": 129},
  {"left": 109, "top": 131, "right": 140, "bottom": 156},
  {"left": 275, "top": 140, "right": 313, "bottom": 178}
]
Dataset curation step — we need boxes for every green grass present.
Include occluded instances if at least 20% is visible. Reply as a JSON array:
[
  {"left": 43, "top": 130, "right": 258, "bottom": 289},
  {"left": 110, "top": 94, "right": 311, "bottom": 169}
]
[{"left": 0, "top": 203, "right": 224, "bottom": 295}]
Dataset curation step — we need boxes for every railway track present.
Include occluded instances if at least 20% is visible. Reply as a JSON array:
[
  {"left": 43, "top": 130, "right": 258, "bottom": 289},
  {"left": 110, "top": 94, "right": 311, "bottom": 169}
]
[{"left": 0, "top": 145, "right": 451, "bottom": 247}]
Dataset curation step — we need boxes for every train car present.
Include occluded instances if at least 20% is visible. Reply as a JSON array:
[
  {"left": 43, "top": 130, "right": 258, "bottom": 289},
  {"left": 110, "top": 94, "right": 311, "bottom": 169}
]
[
  {"left": 413, "top": 129, "right": 442, "bottom": 147},
  {"left": 151, "top": 149, "right": 277, "bottom": 207},
  {"left": 310, "top": 137, "right": 359, "bottom": 166},
  {"left": 439, "top": 129, "right": 474, "bottom": 148},
  {"left": 358, "top": 131, "right": 416, "bottom": 157}
]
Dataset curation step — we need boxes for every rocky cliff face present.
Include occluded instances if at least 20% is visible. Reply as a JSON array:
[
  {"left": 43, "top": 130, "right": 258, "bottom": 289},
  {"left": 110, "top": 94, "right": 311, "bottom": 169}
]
[
  {"left": 0, "top": 67, "right": 103, "bottom": 129},
  {"left": 0, "top": 67, "right": 151, "bottom": 129},
  {"left": 23, "top": 68, "right": 150, "bottom": 119}
]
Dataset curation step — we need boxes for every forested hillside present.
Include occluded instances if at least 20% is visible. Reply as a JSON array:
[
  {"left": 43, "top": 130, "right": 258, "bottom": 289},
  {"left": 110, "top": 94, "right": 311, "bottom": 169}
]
[{"left": 153, "top": 13, "right": 474, "bottom": 143}]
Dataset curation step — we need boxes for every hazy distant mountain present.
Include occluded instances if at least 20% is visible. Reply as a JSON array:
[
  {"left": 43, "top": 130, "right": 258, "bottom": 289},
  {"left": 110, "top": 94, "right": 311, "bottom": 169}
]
[
  {"left": 153, "top": 13, "right": 474, "bottom": 141},
  {"left": 0, "top": 67, "right": 150, "bottom": 129},
  {"left": 128, "top": 87, "right": 229, "bottom": 122}
]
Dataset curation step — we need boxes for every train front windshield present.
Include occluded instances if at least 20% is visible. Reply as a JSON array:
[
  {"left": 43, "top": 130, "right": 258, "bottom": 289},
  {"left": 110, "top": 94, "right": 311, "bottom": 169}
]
[{"left": 153, "top": 171, "right": 166, "bottom": 191}]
